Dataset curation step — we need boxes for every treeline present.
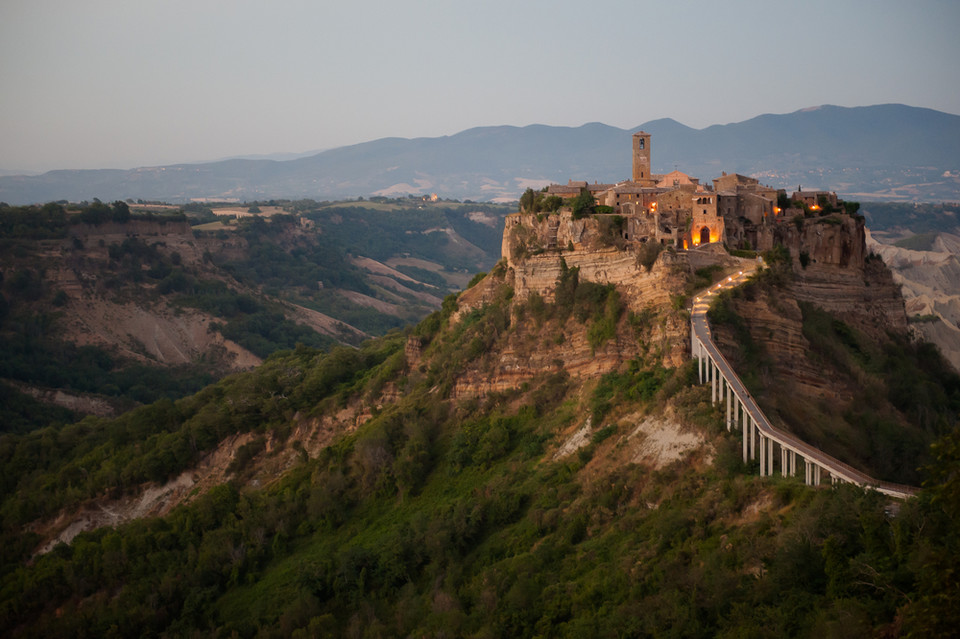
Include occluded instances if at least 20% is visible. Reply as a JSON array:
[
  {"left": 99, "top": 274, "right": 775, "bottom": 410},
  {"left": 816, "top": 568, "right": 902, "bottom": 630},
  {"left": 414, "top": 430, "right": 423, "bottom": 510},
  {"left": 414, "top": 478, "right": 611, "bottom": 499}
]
[{"left": 0, "top": 200, "right": 187, "bottom": 240}]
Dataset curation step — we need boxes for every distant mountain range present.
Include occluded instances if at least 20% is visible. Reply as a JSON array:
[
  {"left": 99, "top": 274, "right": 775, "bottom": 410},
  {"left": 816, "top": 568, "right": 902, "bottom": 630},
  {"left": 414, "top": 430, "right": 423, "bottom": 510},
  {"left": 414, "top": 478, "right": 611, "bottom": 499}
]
[{"left": 2, "top": 104, "right": 958, "bottom": 205}]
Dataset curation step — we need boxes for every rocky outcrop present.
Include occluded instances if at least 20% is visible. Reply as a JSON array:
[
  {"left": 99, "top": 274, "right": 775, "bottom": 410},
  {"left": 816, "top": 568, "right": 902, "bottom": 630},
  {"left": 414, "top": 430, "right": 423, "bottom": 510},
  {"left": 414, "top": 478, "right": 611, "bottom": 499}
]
[
  {"left": 450, "top": 313, "right": 645, "bottom": 398},
  {"left": 501, "top": 212, "right": 690, "bottom": 313},
  {"left": 758, "top": 214, "right": 907, "bottom": 336},
  {"left": 449, "top": 212, "right": 711, "bottom": 398}
]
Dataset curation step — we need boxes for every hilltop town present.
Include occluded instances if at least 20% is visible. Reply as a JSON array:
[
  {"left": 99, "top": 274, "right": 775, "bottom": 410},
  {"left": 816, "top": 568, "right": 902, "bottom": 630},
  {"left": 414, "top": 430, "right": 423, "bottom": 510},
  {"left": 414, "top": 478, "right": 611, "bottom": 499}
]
[{"left": 527, "top": 131, "right": 851, "bottom": 253}]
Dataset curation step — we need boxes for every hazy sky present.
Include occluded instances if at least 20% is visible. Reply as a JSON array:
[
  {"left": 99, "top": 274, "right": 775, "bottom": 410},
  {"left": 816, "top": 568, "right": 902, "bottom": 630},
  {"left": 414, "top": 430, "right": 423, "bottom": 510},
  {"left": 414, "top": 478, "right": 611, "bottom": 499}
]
[{"left": 2, "top": 0, "right": 958, "bottom": 172}]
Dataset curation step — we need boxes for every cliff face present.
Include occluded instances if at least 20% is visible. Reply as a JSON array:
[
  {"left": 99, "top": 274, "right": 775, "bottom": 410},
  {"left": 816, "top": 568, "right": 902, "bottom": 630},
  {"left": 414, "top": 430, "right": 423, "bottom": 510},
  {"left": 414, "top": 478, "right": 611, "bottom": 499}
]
[
  {"left": 450, "top": 212, "right": 701, "bottom": 398},
  {"left": 757, "top": 214, "right": 906, "bottom": 336},
  {"left": 499, "top": 212, "right": 690, "bottom": 312},
  {"left": 710, "top": 293, "right": 845, "bottom": 401},
  {"left": 710, "top": 214, "right": 907, "bottom": 402}
]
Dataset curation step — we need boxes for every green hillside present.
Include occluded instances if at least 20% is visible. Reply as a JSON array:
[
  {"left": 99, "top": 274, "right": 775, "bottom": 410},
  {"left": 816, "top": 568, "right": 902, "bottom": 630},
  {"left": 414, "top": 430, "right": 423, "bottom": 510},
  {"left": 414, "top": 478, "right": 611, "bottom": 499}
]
[{"left": 1, "top": 265, "right": 958, "bottom": 637}]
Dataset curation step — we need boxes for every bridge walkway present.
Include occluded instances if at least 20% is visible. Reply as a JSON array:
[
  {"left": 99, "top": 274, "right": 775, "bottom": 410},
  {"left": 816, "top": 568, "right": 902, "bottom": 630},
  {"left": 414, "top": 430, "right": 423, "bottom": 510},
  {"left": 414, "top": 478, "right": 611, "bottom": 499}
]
[{"left": 689, "top": 262, "right": 917, "bottom": 500}]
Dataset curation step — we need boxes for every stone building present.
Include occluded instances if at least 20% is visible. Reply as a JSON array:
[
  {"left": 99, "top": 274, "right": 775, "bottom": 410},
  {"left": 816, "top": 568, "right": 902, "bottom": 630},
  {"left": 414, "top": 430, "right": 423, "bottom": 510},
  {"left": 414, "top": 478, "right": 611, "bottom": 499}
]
[
  {"left": 791, "top": 189, "right": 838, "bottom": 210},
  {"left": 538, "top": 132, "right": 837, "bottom": 253}
]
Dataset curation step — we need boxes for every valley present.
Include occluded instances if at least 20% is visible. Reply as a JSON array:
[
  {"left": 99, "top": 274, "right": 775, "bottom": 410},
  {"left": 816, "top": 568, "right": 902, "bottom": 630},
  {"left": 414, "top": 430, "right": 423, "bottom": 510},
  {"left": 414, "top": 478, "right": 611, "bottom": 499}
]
[{"left": 0, "top": 198, "right": 510, "bottom": 430}]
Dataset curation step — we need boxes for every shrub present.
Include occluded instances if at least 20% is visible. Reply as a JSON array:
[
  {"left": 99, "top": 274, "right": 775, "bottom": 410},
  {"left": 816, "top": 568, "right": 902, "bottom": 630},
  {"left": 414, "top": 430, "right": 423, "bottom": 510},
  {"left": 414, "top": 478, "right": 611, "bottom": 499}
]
[{"left": 571, "top": 189, "right": 595, "bottom": 220}]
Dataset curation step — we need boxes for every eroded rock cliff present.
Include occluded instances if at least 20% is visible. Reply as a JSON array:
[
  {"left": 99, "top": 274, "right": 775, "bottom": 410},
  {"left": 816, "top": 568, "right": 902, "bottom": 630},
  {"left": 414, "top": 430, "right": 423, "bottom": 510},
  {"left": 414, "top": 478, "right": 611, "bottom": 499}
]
[{"left": 449, "top": 212, "right": 719, "bottom": 398}]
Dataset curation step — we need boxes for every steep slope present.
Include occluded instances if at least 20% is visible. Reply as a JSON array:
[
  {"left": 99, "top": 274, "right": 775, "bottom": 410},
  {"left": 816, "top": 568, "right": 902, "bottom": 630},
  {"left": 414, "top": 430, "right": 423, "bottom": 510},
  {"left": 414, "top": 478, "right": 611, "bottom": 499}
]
[{"left": 707, "top": 215, "right": 956, "bottom": 485}]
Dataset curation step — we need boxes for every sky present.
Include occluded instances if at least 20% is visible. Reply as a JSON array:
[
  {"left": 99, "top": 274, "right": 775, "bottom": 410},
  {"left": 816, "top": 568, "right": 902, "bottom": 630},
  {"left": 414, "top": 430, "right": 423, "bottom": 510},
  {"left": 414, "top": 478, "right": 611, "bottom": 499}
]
[{"left": 1, "top": 0, "right": 958, "bottom": 173}]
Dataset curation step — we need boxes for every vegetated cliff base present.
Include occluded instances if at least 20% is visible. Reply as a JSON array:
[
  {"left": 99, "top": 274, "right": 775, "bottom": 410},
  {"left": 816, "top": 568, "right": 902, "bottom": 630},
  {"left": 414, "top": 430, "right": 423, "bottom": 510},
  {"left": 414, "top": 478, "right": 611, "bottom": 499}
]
[{"left": 709, "top": 214, "right": 958, "bottom": 485}]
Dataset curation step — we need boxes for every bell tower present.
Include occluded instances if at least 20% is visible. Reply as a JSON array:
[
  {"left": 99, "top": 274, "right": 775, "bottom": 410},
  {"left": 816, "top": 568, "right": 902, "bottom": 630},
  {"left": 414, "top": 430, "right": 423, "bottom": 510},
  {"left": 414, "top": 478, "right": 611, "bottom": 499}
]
[{"left": 632, "top": 131, "right": 652, "bottom": 185}]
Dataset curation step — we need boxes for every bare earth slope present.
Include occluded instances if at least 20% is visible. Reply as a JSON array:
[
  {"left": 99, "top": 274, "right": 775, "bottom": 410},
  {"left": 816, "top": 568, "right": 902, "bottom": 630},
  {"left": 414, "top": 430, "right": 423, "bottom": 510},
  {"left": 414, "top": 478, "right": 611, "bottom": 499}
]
[{"left": 868, "top": 230, "right": 960, "bottom": 372}]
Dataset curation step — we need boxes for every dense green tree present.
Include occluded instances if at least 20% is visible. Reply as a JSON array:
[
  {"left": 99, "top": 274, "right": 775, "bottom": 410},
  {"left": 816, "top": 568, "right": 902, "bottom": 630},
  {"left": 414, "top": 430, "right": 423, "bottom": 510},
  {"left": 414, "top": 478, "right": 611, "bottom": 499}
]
[{"left": 571, "top": 188, "right": 595, "bottom": 219}]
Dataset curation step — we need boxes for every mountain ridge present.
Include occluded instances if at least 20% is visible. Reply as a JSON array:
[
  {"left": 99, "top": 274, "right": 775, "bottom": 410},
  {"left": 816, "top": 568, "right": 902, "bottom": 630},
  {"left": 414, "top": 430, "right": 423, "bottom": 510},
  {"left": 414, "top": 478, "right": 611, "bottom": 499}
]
[{"left": 2, "top": 104, "right": 958, "bottom": 204}]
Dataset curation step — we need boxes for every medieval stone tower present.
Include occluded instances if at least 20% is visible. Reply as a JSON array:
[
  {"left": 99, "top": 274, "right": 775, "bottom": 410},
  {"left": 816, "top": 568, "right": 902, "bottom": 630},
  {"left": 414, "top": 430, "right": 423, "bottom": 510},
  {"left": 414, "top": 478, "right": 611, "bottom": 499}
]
[{"left": 632, "top": 131, "right": 653, "bottom": 185}]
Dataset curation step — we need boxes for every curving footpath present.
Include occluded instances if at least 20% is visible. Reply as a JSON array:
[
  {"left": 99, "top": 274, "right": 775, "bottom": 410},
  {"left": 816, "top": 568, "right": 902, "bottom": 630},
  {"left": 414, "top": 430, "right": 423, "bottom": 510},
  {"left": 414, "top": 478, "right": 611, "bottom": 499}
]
[{"left": 689, "top": 264, "right": 917, "bottom": 500}]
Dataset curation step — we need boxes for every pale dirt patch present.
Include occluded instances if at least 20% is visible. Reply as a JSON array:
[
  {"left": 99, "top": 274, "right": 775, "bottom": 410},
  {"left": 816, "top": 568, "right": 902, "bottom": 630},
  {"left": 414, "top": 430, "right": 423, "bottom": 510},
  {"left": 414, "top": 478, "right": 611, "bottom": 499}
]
[
  {"left": 554, "top": 417, "right": 593, "bottom": 459},
  {"left": 33, "top": 430, "right": 265, "bottom": 553},
  {"left": 6, "top": 380, "right": 118, "bottom": 417},
  {"left": 351, "top": 256, "right": 420, "bottom": 283},
  {"left": 367, "top": 275, "right": 443, "bottom": 306},
  {"left": 32, "top": 402, "right": 367, "bottom": 555},
  {"left": 466, "top": 210, "right": 502, "bottom": 228},
  {"left": 626, "top": 414, "right": 708, "bottom": 469},
  {"left": 385, "top": 257, "right": 472, "bottom": 289},
  {"left": 336, "top": 288, "right": 403, "bottom": 314},
  {"left": 287, "top": 303, "right": 367, "bottom": 340},
  {"left": 65, "top": 299, "right": 260, "bottom": 370},
  {"left": 731, "top": 491, "right": 776, "bottom": 526}
]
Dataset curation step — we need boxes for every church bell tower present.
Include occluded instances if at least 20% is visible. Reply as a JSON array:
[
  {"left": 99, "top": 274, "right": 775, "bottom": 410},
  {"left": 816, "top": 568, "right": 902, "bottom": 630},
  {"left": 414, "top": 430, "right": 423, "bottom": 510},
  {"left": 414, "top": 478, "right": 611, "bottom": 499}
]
[{"left": 632, "top": 131, "right": 652, "bottom": 185}]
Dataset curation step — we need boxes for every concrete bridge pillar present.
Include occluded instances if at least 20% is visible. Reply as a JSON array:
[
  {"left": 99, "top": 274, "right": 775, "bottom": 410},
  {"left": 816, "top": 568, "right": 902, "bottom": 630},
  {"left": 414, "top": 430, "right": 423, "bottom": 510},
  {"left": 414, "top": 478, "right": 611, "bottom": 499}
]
[
  {"left": 725, "top": 383, "right": 732, "bottom": 431},
  {"left": 742, "top": 410, "right": 749, "bottom": 463},
  {"left": 750, "top": 417, "right": 757, "bottom": 461},
  {"left": 767, "top": 438, "right": 775, "bottom": 476},
  {"left": 780, "top": 446, "right": 787, "bottom": 477},
  {"left": 759, "top": 434, "right": 767, "bottom": 477},
  {"left": 711, "top": 360, "right": 718, "bottom": 403},
  {"left": 698, "top": 348, "right": 703, "bottom": 384}
]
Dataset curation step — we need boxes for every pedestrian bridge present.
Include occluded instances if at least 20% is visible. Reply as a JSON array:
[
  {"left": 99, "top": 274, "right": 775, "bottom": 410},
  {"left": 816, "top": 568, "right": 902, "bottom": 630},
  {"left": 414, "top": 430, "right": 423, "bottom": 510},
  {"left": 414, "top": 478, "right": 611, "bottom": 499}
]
[{"left": 690, "top": 268, "right": 917, "bottom": 500}]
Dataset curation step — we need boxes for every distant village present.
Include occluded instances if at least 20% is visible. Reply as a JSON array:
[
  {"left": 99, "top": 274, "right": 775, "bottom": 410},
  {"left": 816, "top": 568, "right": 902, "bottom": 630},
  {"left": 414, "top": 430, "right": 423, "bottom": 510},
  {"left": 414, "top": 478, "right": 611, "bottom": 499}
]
[{"left": 536, "top": 132, "right": 841, "bottom": 251}]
